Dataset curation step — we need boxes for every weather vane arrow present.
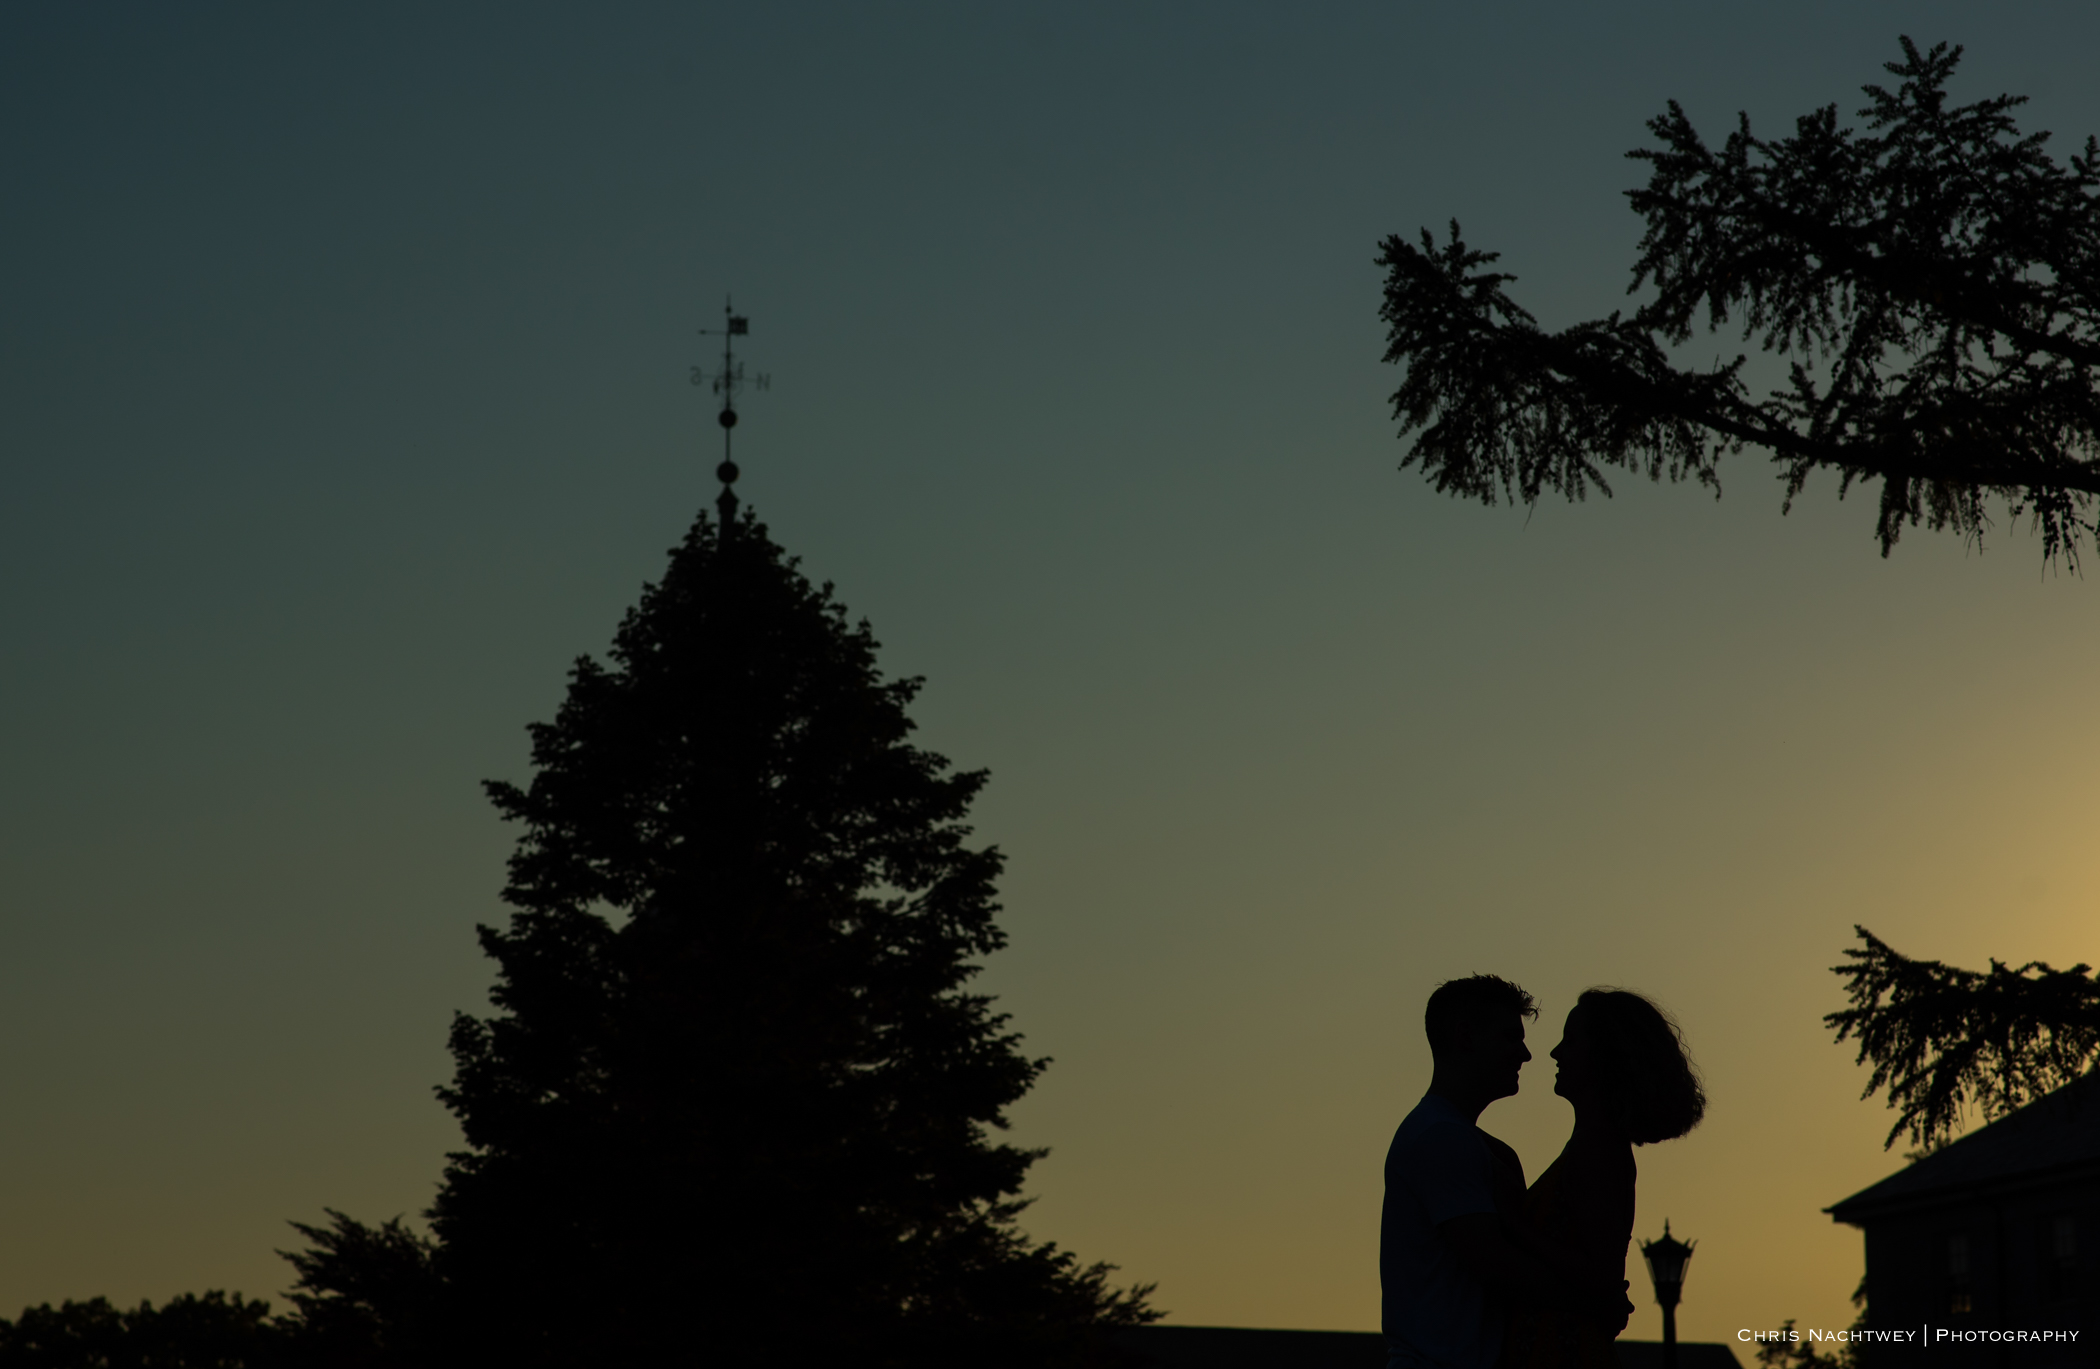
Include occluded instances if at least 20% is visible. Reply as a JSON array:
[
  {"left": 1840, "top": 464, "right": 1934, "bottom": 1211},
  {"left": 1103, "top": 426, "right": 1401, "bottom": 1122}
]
[{"left": 692, "top": 296, "right": 771, "bottom": 532}]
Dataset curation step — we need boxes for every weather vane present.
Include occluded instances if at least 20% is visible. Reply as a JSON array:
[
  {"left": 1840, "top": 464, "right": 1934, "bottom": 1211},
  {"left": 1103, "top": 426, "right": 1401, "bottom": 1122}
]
[{"left": 693, "top": 296, "right": 771, "bottom": 531}]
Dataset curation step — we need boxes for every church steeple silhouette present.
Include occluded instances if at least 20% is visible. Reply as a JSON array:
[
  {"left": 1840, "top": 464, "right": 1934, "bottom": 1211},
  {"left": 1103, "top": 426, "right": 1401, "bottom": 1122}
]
[{"left": 693, "top": 298, "right": 769, "bottom": 532}]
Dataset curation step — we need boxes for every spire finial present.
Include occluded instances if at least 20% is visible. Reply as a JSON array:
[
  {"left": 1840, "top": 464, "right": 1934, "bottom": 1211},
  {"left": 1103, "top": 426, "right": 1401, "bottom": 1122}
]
[{"left": 693, "top": 295, "right": 770, "bottom": 535}]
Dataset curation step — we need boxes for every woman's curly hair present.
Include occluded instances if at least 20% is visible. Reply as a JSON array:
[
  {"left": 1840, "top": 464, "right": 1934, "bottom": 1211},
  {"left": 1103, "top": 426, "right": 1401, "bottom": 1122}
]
[{"left": 1579, "top": 988, "right": 1705, "bottom": 1144}]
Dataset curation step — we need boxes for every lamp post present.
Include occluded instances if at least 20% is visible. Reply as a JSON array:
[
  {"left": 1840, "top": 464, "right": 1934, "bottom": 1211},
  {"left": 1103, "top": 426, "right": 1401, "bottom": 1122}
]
[{"left": 1640, "top": 1220, "right": 1696, "bottom": 1369}]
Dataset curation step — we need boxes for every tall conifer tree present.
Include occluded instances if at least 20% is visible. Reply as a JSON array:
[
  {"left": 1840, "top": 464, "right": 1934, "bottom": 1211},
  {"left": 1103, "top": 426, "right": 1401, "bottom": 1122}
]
[{"left": 427, "top": 510, "right": 1152, "bottom": 1367}]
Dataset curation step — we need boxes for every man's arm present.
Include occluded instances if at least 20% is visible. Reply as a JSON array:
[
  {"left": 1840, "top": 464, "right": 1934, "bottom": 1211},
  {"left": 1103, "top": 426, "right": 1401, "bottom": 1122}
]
[{"left": 1438, "top": 1213, "right": 1632, "bottom": 1333}]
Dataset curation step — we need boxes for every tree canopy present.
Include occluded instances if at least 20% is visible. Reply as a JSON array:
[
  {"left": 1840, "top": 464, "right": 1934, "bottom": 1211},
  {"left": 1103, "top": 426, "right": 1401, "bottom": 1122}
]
[
  {"left": 425, "top": 509, "right": 1154, "bottom": 1367},
  {"left": 0, "top": 1292, "right": 283, "bottom": 1369},
  {"left": 1378, "top": 38, "right": 2100, "bottom": 561},
  {"left": 1827, "top": 926, "right": 2100, "bottom": 1148}
]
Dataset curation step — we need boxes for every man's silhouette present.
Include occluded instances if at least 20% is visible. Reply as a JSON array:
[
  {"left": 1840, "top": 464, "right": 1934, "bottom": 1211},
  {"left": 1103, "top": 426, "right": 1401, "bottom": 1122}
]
[{"left": 1381, "top": 975, "right": 1624, "bottom": 1369}]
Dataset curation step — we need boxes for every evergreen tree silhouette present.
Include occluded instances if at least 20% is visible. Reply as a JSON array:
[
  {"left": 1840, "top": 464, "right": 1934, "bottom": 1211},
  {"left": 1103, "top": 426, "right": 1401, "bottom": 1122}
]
[{"left": 427, "top": 509, "right": 1154, "bottom": 1367}]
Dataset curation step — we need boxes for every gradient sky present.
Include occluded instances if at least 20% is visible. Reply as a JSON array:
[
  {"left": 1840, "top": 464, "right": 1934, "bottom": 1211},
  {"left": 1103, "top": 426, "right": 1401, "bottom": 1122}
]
[{"left": 5, "top": 0, "right": 2099, "bottom": 1344}]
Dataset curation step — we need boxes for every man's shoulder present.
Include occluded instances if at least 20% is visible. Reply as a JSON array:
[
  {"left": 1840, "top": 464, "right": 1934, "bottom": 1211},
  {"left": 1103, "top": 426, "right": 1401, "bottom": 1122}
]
[
  {"left": 1476, "top": 1129, "right": 1520, "bottom": 1167},
  {"left": 1388, "top": 1094, "right": 1487, "bottom": 1159},
  {"left": 1476, "top": 1128, "right": 1526, "bottom": 1197},
  {"left": 1394, "top": 1092, "right": 1475, "bottom": 1132},
  {"left": 1384, "top": 1094, "right": 1502, "bottom": 1221}
]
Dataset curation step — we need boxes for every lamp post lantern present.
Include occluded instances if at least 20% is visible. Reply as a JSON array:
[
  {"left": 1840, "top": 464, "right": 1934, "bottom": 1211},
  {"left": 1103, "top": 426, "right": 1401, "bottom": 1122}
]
[{"left": 1640, "top": 1220, "right": 1696, "bottom": 1369}]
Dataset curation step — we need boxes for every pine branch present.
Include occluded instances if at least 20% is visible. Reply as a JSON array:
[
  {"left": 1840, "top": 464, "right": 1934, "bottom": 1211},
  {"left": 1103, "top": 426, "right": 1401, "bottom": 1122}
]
[
  {"left": 1380, "top": 37, "right": 2100, "bottom": 562},
  {"left": 1825, "top": 926, "right": 2100, "bottom": 1148}
]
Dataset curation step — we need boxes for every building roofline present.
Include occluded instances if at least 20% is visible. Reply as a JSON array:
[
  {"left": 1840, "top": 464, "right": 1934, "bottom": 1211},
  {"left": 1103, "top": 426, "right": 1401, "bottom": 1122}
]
[
  {"left": 1828, "top": 1153, "right": 2100, "bottom": 1226},
  {"left": 1825, "top": 1072, "right": 2100, "bottom": 1224}
]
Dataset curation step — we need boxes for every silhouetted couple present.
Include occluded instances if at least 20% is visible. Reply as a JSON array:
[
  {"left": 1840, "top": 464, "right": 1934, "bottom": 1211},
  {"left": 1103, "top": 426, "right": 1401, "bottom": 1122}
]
[{"left": 1381, "top": 976, "right": 1705, "bottom": 1369}]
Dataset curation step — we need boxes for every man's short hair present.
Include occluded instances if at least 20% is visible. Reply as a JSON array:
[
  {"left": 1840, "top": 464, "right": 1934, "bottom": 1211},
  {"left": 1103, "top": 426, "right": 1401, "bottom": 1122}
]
[{"left": 1424, "top": 974, "right": 1538, "bottom": 1054}]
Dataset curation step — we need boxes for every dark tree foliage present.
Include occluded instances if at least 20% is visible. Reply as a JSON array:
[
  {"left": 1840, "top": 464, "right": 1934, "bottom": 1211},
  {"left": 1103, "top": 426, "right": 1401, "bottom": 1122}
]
[
  {"left": 0, "top": 1291, "right": 284, "bottom": 1369},
  {"left": 0, "top": 1216, "right": 440, "bottom": 1369},
  {"left": 275, "top": 1211, "right": 440, "bottom": 1368},
  {"left": 426, "top": 510, "right": 1155, "bottom": 1368},
  {"left": 1379, "top": 38, "right": 2100, "bottom": 560},
  {"left": 1827, "top": 926, "right": 2100, "bottom": 1148}
]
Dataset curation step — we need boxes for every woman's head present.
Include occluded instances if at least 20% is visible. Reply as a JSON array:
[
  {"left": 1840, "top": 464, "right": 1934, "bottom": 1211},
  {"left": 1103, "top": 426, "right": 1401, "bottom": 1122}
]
[{"left": 1557, "top": 989, "right": 1705, "bottom": 1144}]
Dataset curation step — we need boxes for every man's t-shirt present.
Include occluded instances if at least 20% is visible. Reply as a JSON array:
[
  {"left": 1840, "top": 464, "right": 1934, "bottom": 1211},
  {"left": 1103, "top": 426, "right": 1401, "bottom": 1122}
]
[{"left": 1380, "top": 1092, "right": 1524, "bottom": 1369}]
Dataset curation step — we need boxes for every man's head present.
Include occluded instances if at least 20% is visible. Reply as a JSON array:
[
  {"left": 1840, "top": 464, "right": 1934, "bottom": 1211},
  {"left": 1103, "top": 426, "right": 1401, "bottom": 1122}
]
[{"left": 1424, "top": 974, "right": 1538, "bottom": 1112}]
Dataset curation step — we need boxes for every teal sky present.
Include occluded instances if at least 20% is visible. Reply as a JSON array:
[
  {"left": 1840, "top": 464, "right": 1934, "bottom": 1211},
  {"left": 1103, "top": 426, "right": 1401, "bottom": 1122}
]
[{"left": 5, "top": 0, "right": 2099, "bottom": 1341}]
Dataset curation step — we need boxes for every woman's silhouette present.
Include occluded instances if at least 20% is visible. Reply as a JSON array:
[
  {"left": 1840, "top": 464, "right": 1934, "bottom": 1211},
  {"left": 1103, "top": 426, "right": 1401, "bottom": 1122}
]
[{"left": 1506, "top": 989, "right": 1705, "bottom": 1369}]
